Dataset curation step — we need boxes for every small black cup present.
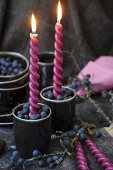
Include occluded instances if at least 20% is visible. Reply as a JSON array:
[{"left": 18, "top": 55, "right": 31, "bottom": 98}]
[
  {"left": 13, "top": 103, "right": 52, "bottom": 159},
  {"left": 38, "top": 52, "right": 54, "bottom": 90},
  {"left": 40, "top": 86, "right": 76, "bottom": 132}
]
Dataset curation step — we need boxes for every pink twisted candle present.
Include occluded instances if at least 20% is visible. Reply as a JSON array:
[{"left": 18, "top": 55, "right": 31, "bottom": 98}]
[
  {"left": 85, "top": 137, "right": 113, "bottom": 170},
  {"left": 29, "top": 33, "right": 40, "bottom": 116},
  {"left": 75, "top": 141, "right": 89, "bottom": 170},
  {"left": 53, "top": 22, "right": 63, "bottom": 98}
]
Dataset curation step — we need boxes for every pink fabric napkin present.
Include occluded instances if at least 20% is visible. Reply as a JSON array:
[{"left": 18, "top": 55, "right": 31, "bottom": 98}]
[{"left": 77, "top": 56, "right": 113, "bottom": 96}]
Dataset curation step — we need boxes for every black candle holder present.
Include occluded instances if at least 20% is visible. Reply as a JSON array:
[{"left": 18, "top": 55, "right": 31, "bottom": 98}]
[
  {"left": 38, "top": 52, "right": 54, "bottom": 90},
  {"left": 40, "top": 86, "right": 76, "bottom": 132},
  {"left": 13, "top": 103, "right": 52, "bottom": 159}
]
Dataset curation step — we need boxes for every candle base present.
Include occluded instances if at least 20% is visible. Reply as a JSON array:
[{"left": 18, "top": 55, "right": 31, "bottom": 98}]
[
  {"left": 13, "top": 102, "right": 52, "bottom": 159},
  {"left": 40, "top": 86, "right": 76, "bottom": 132}
]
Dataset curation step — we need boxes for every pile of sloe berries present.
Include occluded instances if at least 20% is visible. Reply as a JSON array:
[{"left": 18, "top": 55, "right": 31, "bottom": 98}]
[
  {"left": 68, "top": 74, "right": 90, "bottom": 91},
  {"left": 73, "top": 124, "right": 101, "bottom": 139},
  {"left": 6, "top": 149, "right": 60, "bottom": 169},
  {"left": 6, "top": 150, "right": 24, "bottom": 169},
  {"left": 16, "top": 103, "right": 49, "bottom": 120},
  {"left": 0, "top": 57, "right": 24, "bottom": 76},
  {"left": 42, "top": 87, "right": 74, "bottom": 100}
]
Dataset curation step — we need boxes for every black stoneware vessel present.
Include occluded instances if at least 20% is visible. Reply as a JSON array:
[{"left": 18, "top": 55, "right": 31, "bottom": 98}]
[
  {"left": 38, "top": 52, "right": 54, "bottom": 90},
  {"left": 0, "top": 51, "right": 29, "bottom": 81},
  {"left": 40, "top": 86, "right": 76, "bottom": 132},
  {"left": 0, "top": 83, "right": 29, "bottom": 122},
  {"left": 13, "top": 103, "right": 52, "bottom": 159}
]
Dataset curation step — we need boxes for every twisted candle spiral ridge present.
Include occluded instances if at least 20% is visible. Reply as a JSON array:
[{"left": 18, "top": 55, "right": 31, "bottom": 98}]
[
  {"left": 53, "top": 23, "right": 63, "bottom": 98},
  {"left": 85, "top": 137, "right": 113, "bottom": 170},
  {"left": 75, "top": 141, "right": 89, "bottom": 170},
  {"left": 29, "top": 34, "right": 40, "bottom": 115}
]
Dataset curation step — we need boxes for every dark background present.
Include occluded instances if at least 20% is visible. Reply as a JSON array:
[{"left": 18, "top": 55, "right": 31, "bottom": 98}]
[{"left": 0, "top": 0, "right": 113, "bottom": 73}]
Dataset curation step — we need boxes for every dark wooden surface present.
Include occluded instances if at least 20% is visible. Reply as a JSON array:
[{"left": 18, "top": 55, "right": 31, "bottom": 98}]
[{"left": 0, "top": 94, "right": 113, "bottom": 170}]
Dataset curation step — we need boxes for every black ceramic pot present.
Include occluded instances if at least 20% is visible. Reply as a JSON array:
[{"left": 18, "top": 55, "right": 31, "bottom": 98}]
[
  {"left": 38, "top": 52, "right": 54, "bottom": 90},
  {"left": 13, "top": 103, "right": 52, "bottom": 159},
  {"left": 0, "top": 71, "right": 29, "bottom": 88},
  {"left": 40, "top": 86, "right": 76, "bottom": 132},
  {"left": 0, "top": 82, "right": 29, "bottom": 122},
  {"left": 0, "top": 51, "right": 29, "bottom": 81}
]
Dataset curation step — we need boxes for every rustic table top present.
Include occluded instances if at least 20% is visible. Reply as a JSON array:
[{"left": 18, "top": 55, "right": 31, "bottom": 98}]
[{"left": 0, "top": 94, "right": 113, "bottom": 170}]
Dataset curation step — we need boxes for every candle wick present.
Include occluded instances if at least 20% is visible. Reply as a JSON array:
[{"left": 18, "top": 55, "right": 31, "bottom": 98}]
[{"left": 32, "top": 31, "right": 36, "bottom": 34}]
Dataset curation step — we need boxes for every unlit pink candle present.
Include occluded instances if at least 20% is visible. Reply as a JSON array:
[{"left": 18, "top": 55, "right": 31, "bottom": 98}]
[
  {"left": 29, "top": 14, "right": 40, "bottom": 116},
  {"left": 53, "top": 1, "right": 63, "bottom": 99}
]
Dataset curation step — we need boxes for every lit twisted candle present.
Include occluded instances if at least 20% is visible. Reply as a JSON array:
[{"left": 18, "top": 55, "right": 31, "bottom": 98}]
[
  {"left": 29, "top": 14, "right": 40, "bottom": 116},
  {"left": 53, "top": 1, "right": 63, "bottom": 99}
]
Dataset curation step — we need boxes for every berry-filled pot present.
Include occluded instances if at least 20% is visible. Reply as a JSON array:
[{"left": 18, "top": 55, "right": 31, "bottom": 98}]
[
  {"left": 40, "top": 86, "right": 76, "bottom": 132},
  {"left": 0, "top": 52, "right": 29, "bottom": 121},
  {"left": 13, "top": 102, "right": 52, "bottom": 159}
]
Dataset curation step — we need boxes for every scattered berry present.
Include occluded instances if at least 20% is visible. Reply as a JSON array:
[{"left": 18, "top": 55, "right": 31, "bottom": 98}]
[
  {"left": 101, "top": 90, "right": 107, "bottom": 98},
  {"left": 80, "top": 127, "right": 86, "bottom": 133},
  {"left": 49, "top": 162, "right": 55, "bottom": 169},
  {"left": 37, "top": 159, "right": 45, "bottom": 167},
  {"left": 52, "top": 155, "right": 59, "bottom": 161},
  {"left": 12, "top": 151, "right": 19, "bottom": 158},
  {"left": 63, "top": 139, "right": 71, "bottom": 147},
  {"left": 79, "top": 133, "right": 86, "bottom": 141},
  {"left": 33, "top": 150, "right": 39, "bottom": 157},
  {"left": 105, "top": 121, "right": 111, "bottom": 127},
  {"left": 46, "top": 157, "right": 53, "bottom": 164},
  {"left": 73, "top": 124, "right": 80, "bottom": 131},
  {"left": 17, "top": 158, "right": 24, "bottom": 165},
  {"left": 94, "top": 130, "right": 101, "bottom": 138},
  {"left": 5, "top": 160, "right": 15, "bottom": 169}
]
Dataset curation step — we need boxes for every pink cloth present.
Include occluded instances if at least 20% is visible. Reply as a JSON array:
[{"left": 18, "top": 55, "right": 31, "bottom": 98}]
[{"left": 77, "top": 56, "right": 113, "bottom": 96}]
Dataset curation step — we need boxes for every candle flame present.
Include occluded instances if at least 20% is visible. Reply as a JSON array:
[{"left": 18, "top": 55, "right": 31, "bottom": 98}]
[
  {"left": 31, "top": 14, "right": 36, "bottom": 33},
  {"left": 57, "top": 1, "right": 62, "bottom": 23}
]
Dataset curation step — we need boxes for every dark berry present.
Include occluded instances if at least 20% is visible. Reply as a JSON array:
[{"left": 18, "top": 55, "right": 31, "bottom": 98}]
[
  {"left": 33, "top": 150, "right": 39, "bottom": 157},
  {"left": 86, "top": 74, "right": 91, "bottom": 79},
  {"left": 79, "top": 133, "right": 86, "bottom": 141},
  {"left": 83, "top": 77, "right": 89, "bottom": 85},
  {"left": 8, "top": 67, "right": 13, "bottom": 73},
  {"left": 62, "top": 87, "right": 66, "bottom": 93},
  {"left": 12, "top": 62, "right": 18, "bottom": 68},
  {"left": 24, "top": 115, "right": 29, "bottom": 120},
  {"left": 12, "top": 151, "right": 19, "bottom": 158},
  {"left": 57, "top": 95, "right": 64, "bottom": 100},
  {"left": 63, "top": 139, "right": 71, "bottom": 147},
  {"left": 17, "top": 158, "right": 24, "bottom": 165},
  {"left": 47, "top": 91, "right": 54, "bottom": 99},
  {"left": 10, "top": 155, "right": 16, "bottom": 161},
  {"left": 73, "top": 77, "right": 77, "bottom": 82},
  {"left": 17, "top": 111, "right": 22, "bottom": 115},
  {"left": 105, "top": 121, "right": 111, "bottom": 127},
  {"left": 13, "top": 68, "right": 19, "bottom": 74},
  {"left": 22, "top": 108, "right": 29, "bottom": 114},
  {"left": 6, "top": 57, "right": 11, "bottom": 62},
  {"left": 101, "top": 90, "right": 107, "bottom": 98},
  {"left": 49, "top": 163, "right": 55, "bottom": 169},
  {"left": 30, "top": 114, "right": 40, "bottom": 120},
  {"left": 40, "top": 111, "right": 47, "bottom": 118},
  {"left": 23, "top": 104, "right": 29, "bottom": 109},
  {"left": 37, "top": 159, "right": 45, "bottom": 167},
  {"left": 76, "top": 81, "right": 82, "bottom": 87},
  {"left": 42, "top": 106, "right": 49, "bottom": 113},
  {"left": 66, "top": 89, "right": 73, "bottom": 96},
  {"left": 73, "top": 124, "right": 80, "bottom": 131},
  {"left": 97, "top": 114, "right": 103, "bottom": 122},
  {"left": 80, "top": 127, "right": 86, "bottom": 133},
  {"left": 52, "top": 155, "right": 59, "bottom": 161},
  {"left": 18, "top": 114, "right": 24, "bottom": 119},
  {"left": 94, "top": 130, "right": 101, "bottom": 138},
  {"left": 46, "top": 157, "right": 53, "bottom": 164},
  {"left": 18, "top": 63, "right": 22, "bottom": 68}
]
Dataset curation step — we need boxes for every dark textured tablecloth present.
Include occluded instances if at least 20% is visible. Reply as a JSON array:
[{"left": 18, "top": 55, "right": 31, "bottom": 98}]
[{"left": 0, "top": 95, "right": 113, "bottom": 170}]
